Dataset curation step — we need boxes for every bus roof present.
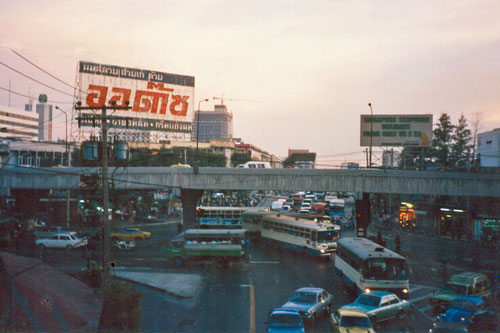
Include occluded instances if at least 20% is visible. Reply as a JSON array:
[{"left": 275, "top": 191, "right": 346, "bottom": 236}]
[
  {"left": 264, "top": 214, "right": 339, "bottom": 232},
  {"left": 197, "top": 206, "right": 263, "bottom": 212},
  {"left": 337, "top": 237, "right": 406, "bottom": 261},
  {"left": 184, "top": 229, "right": 247, "bottom": 236},
  {"left": 311, "top": 202, "right": 328, "bottom": 208}
]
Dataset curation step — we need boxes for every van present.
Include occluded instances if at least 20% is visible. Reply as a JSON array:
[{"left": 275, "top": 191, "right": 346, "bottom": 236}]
[
  {"left": 236, "top": 161, "right": 271, "bottom": 168},
  {"left": 429, "top": 272, "right": 492, "bottom": 312}
]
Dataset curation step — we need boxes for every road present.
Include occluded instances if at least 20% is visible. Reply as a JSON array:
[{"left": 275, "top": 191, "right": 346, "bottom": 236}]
[{"left": 37, "top": 216, "right": 500, "bottom": 332}]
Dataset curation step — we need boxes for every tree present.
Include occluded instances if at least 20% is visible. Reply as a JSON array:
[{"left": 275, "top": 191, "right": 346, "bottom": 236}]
[
  {"left": 470, "top": 112, "right": 484, "bottom": 168},
  {"left": 450, "top": 114, "right": 472, "bottom": 169},
  {"left": 231, "top": 152, "right": 251, "bottom": 167},
  {"left": 431, "top": 113, "right": 455, "bottom": 169}
]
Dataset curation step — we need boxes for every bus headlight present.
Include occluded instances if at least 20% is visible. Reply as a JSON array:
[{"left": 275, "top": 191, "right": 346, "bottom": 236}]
[
  {"left": 402, "top": 288, "right": 408, "bottom": 294},
  {"left": 320, "top": 249, "right": 326, "bottom": 253},
  {"left": 365, "top": 288, "right": 371, "bottom": 293}
]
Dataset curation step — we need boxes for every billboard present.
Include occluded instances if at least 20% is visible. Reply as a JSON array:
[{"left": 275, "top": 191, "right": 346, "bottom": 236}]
[
  {"left": 77, "top": 61, "right": 195, "bottom": 133},
  {"left": 360, "top": 114, "right": 433, "bottom": 147}
]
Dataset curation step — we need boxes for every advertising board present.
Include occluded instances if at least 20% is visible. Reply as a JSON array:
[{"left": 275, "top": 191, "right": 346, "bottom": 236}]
[
  {"left": 77, "top": 61, "right": 195, "bottom": 133},
  {"left": 360, "top": 114, "right": 433, "bottom": 147}
]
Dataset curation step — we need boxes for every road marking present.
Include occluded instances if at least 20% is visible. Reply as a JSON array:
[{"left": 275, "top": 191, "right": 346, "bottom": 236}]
[
  {"left": 408, "top": 293, "right": 434, "bottom": 304},
  {"left": 240, "top": 283, "right": 255, "bottom": 333},
  {"left": 249, "top": 261, "right": 280, "bottom": 264}
]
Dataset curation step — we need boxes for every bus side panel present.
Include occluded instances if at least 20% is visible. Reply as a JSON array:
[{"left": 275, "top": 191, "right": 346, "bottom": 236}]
[
  {"left": 261, "top": 230, "right": 323, "bottom": 256},
  {"left": 334, "top": 256, "right": 362, "bottom": 294}
]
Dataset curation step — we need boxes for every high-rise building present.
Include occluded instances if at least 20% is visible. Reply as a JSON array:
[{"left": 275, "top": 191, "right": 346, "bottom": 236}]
[
  {"left": 36, "top": 103, "right": 53, "bottom": 141},
  {"left": 0, "top": 104, "right": 39, "bottom": 140},
  {"left": 193, "top": 104, "right": 233, "bottom": 142}
]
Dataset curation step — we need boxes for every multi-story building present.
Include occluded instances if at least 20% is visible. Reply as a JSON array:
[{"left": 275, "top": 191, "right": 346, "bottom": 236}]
[
  {"left": 36, "top": 103, "right": 53, "bottom": 141},
  {"left": 193, "top": 104, "right": 233, "bottom": 142},
  {"left": 0, "top": 105, "right": 39, "bottom": 141},
  {"left": 478, "top": 128, "right": 500, "bottom": 168}
]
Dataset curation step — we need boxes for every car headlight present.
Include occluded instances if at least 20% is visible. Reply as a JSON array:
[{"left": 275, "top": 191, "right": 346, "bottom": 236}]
[
  {"left": 365, "top": 288, "right": 371, "bottom": 293},
  {"left": 402, "top": 288, "right": 408, "bottom": 294}
]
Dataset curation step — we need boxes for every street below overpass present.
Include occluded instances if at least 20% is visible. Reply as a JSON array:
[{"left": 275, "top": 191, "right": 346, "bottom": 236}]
[{"left": 34, "top": 214, "right": 500, "bottom": 332}]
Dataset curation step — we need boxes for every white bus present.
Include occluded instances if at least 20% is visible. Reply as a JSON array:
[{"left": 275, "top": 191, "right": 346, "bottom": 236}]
[
  {"left": 196, "top": 206, "right": 266, "bottom": 228},
  {"left": 334, "top": 237, "right": 409, "bottom": 299},
  {"left": 242, "top": 211, "right": 341, "bottom": 256}
]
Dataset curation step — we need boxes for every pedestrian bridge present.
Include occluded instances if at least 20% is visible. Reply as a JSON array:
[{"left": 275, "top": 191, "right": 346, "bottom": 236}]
[{"left": 2, "top": 166, "right": 499, "bottom": 197}]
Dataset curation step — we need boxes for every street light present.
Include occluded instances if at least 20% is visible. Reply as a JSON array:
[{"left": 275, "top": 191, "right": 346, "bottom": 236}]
[
  {"left": 368, "top": 103, "right": 374, "bottom": 168},
  {"left": 55, "top": 106, "right": 69, "bottom": 167},
  {"left": 195, "top": 98, "right": 209, "bottom": 167}
]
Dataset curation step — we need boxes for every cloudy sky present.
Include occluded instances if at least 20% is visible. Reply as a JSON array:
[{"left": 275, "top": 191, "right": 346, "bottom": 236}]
[{"left": 1, "top": 0, "right": 499, "bottom": 166}]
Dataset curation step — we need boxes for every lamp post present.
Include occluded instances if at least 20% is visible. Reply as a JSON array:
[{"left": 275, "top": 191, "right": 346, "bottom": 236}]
[
  {"left": 368, "top": 103, "right": 374, "bottom": 168},
  {"left": 55, "top": 106, "right": 69, "bottom": 167},
  {"left": 195, "top": 98, "right": 209, "bottom": 166}
]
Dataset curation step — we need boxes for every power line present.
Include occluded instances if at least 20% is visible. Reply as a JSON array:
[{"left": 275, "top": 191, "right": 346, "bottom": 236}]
[
  {"left": 8, "top": 48, "right": 75, "bottom": 90},
  {"left": 0, "top": 86, "right": 73, "bottom": 104},
  {"left": 0, "top": 61, "right": 74, "bottom": 97}
]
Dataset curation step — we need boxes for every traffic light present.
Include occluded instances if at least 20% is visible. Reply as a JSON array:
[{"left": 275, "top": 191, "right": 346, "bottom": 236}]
[{"left": 355, "top": 193, "right": 371, "bottom": 237}]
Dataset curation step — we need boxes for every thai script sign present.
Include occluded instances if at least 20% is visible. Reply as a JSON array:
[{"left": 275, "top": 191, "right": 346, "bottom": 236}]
[
  {"left": 79, "top": 114, "right": 192, "bottom": 133},
  {"left": 360, "top": 114, "right": 433, "bottom": 147},
  {"left": 77, "top": 61, "right": 195, "bottom": 132}
]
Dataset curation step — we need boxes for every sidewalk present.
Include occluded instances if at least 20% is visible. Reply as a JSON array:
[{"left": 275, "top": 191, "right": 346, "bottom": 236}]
[{"left": 113, "top": 270, "right": 203, "bottom": 298}]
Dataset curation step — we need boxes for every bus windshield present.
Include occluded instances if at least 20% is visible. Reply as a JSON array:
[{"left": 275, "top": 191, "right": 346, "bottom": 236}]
[
  {"left": 363, "top": 258, "right": 408, "bottom": 280},
  {"left": 317, "top": 230, "right": 340, "bottom": 243}
]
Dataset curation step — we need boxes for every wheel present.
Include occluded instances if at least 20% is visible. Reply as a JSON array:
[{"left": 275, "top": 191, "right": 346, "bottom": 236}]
[
  {"left": 370, "top": 316, "right": 378, "bottom": 329},
  {"left": 311, "top": 312, "right": 317, "bottom": 324},
  {"left": 38, "top": 244, "right": 46, "bottom": 250},
  {"left": 396, "top": 310, "right": 406, "bottom": 320},
  {"left": 65, "top": 244, "right": 72, "bottom": 250},
  {"left": 325, "top": 304, "right": 331, "bottom": 317},
  {"left": 173, "top": 256, "right": 183, "bottom": 266}
]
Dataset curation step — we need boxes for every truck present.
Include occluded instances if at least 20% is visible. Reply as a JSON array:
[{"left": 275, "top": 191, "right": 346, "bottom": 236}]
[{"left": 166, "top": 229, "right": 247, "bottom": 268}]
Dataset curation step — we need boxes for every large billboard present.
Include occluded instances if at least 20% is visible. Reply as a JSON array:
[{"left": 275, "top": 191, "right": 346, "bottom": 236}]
[
  {"left": 360, "top": 114, "right": 433, "bottom": 147},
  {"left": 77, "top": 61, "right": 195, "bottom": 133}
]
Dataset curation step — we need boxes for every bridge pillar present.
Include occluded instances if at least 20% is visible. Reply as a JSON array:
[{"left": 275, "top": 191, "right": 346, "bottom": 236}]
[{"left": 180, "top": 188, "right": 204, "bottom": 229}]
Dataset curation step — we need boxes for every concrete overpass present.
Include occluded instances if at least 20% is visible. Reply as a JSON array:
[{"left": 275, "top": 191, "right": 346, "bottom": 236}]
[
  {"left": 2, "top": 166, "right": 499, "bottom": 197},
  {"left": 3, "top": 166, "right": 499, "bottom": 227}
]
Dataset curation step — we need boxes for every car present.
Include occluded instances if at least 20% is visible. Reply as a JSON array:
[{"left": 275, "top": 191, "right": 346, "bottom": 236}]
[
  {"left": 281, "top": 287, "right": 333, "bottom": 323},
  {"left": 329, "top": 308, "right": 375, "bottom": 333},
  {"left": 281, "top": 205, "right": 292, "bottom": 212},
  {"left": 265, "top": 308, "right": 305, "bottom": 333},
  {"left": 339, "top": 291, "right": 410, "bottom": 328},
  {"left": 299, "top": 209, "right": 310, "bottom": 214},
  {"left": 430, "top": 296, "right": 497, "bottom": 332},
  {"left": 35, "top": 233, "right": 88, "bottom": 250},
  {"left": 429, "top": 272, "right": 492, "bottom": 313},
  {"left": 34, "top": 226, "right": 67, "bottom": 239},
  {"left": 111, "top": 228, "right": 151, "bottom": 241}
]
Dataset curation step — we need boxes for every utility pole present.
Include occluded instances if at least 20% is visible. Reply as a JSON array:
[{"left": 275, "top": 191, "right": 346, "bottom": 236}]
[{"left": 75, "top": 101, "right": 131, "bottom": 288}]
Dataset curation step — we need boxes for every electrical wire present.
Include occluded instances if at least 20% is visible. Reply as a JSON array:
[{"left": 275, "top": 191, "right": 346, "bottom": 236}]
[
  {"left": 0, "top": 86, "right": 73, "bottom": 104},
  {"left": 0, "top": 61, "right": 73, "bottom": 97}
]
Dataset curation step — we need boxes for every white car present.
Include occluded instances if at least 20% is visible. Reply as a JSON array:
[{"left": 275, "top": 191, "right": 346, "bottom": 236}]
[
  {"left": 301, "top": 203, "right": 311, "bottom": 210},
  {"left": 36, "top": 233, "right": 88, "bottom": 250}
]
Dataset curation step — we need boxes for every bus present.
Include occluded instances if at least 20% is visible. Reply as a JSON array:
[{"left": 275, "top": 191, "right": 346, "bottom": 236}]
[
  {"left": 309, "top": 202, "right": 329, "bottom": 217},
  {"left": 242, "top": 211, "right": 341, "bottom": 256},
  {"left": 196, "top": 206, "right": 252, "bottom": 228},
  {"left": 334, "top": 237, "right": 409, "bottom": 299},
  {"left": 166, "top": 229, "right": 247, "bottom": 267},
  {"left": 329, "top": 198, "right": 345, "bottom": 217},
  {"left": 241, "top": 210, "right": 277, "bottom": 239}
]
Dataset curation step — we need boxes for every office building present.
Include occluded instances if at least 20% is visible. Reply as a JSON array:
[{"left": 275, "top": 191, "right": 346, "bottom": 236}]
[
  {"left": 0, "top": 105, "right": 39, "bottom": 141},
  {"left": 193, "top": 104, "right": 233, "bottom": 142},
  {"left": 36, "top": 103, "right": 53, "bottom": 141}
]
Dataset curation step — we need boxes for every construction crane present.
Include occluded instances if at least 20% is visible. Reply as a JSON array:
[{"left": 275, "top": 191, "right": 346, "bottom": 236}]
[{"left": 213, "top": 95, "right": 259, "bottom": 105}]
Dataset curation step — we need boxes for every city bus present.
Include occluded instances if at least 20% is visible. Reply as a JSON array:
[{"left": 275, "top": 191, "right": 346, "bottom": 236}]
[
  {"left": 166, "top": 228, "right": 247, "bottom": 267},
  {"left": 241, "top": 210, "right": 277, "bottom": 239},
  {"left": 242, "top": 211, "right": 341, "bottom": 256},
  {"left": 334, "top": 237, "right": 409, "bottom": 299},
  {"left": 329, "top": 198, "right": 345, "bottom": 217},
  {"left": 309, "top": 202, "right": 329, "bottom": 218},
  {"left": 196, "top": 206, "right": 252, "bottom": 228}
]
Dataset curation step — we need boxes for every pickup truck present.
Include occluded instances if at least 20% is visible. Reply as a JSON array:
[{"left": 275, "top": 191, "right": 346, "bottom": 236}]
[{"left": 166, "top": 238, "right": 245, "bottom": 268}]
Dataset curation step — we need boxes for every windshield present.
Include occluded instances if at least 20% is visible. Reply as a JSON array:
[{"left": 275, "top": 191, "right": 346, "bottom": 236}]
[
  {"left": 363, "top": 258, "right": 408, "bottom": 280},
  {"left": 443, "top": 283, "right": 468, "bottom": 295},
  {"left": 290, "top": 292, "right": 316, "bottom": 303},
  {"left": 317, "top": 230, "right": 340, "bottom": 243},
  {"left": 355, "top": 294, "right": 380, "bottom": 307},
  {"left": 340, "top": 315, "right": 372, "bottom": 328},
  {"left": 269, "top": 313, "right": 303, "bottom": 327}
]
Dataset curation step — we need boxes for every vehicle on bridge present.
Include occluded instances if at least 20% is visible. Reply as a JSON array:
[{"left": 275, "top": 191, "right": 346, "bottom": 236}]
[
  {"left": 196, "top": 206, "right": 255, "bottom": 228},
  {"left": 242, "top": 211, "right": 341, "bottom": 256},
  {"left": 165, "top": 229, "right": 247, "bottom": 268},
  {"left": 236, "top": 161, "right": 271, "bottom": 168},
  {"left": 334, "top": 237, "right": 410, "bottom": 299}
]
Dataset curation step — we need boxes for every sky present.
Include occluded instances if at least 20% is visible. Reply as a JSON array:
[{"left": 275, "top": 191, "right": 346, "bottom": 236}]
[{"left": 1, "top": 0, "right": 499, "bottom": 167}]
